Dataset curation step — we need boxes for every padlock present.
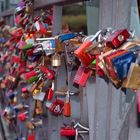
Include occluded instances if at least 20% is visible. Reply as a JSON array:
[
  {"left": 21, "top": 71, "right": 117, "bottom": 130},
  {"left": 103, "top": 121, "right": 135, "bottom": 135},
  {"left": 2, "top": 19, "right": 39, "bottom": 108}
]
[
  {"left": 24, "top": 70, "right": 38, "bottom": 81},
  {"left": 60, "top": 127, "right": 76, "bottom": 137},
  {"left": 27, "top": 76, "right": 39, "bottom": 84},
  {"left": 75, "top": 41, "right": 96, "bottom": 66},
  {"left": 112, "top": 51, "right": 136, "bottom": 80},
  {"left": 103, "top": 50, "right": 126, "bottom": 79},
  {"left": 63, "top": 93, "right": 71, "bottom": 117},
  {"left": 47, "top": 81, "right": 54, "bottom": 100},
  {"left": 22, "top": 44, "right": 33, "bottom": 50},
  {"left": 33, "top": 89, "right": 40, "bottom": 96},
  {"left": 33, "top": 91, "right": 46, "bottom": 101},
  {"left": 10, "top": 55, "right": 21, "bottom": 65},
  {"left": 138, "top": 92, "right": 140, "bottom": 113},
  {"left": 26, "top": 121, "right": 35, "bottom": 130},
  {"left": 32, "top": 119, "right": 43, "bottom": 127},
  {"left": 105, "top": 29, "right": 130, "bottom": 48},
  {"left": 13, "top": 104, "right": 29, "bottom": 113},
  {"left": 55, "top": 38, "right": 64, "bottom": 53},
  {"left": 73, "top": 65, "right": 92, "bottom": 87},
  {"left": 96, "top": 54, "right": 105, "bottom": 77},
  {"left": 34, "top": 21, "right": 47, "bottom": 35},
  {"left": 49, "top": 98, "right": 64, "bottom": 116},
  {"left": 39, "top": 66, "right": 55, "bottom": 80},
  {"left": 21, "top": 87, "right": 30, "bottom": 99},
  {"left": 25, "top": 33, "right": 35, "bottom": 45},
  {"left": 74, "top": 31, "right": 101, "bottom": 66},
  {"left": 58, "top": 33, "right": 77, "bottom": 42},
  {"left": 122, "top": 63, "right": 140, "bottom": 89},
  {"left": 18, "top": 111, "right": 28, "bottom": 121},
  {"left": 27, "top": 132, "right": 35, "bottom": 140},
  {"left": 34, "top": 100, "right": 43, "bottom": 115},
  {"left": 1, "top": 77, "right": 8, "bottom": 89},
  {"left": 6, "top": 90, "right": 15, "bottom": 100},
  {"left": 51, "top": 53, "right": 61, "bottom": 67},
  {"left": 25, "top": 2, "right": 33, "bottom": 14}
]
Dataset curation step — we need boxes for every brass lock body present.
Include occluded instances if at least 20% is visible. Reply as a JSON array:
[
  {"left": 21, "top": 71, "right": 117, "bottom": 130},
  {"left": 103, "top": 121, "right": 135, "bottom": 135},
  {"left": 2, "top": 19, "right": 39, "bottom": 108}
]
[{"left": 51, "top": 53, "right": 61, "bottom": 67}]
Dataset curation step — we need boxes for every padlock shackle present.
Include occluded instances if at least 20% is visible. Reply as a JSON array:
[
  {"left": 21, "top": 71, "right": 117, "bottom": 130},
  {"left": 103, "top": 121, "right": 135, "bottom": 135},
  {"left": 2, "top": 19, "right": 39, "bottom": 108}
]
[
  {"left": 83, "top": 30, "right": 102, "bottom": 43},
  {"left": 74, "top": 122, "right": 89, "bottom": 131}
]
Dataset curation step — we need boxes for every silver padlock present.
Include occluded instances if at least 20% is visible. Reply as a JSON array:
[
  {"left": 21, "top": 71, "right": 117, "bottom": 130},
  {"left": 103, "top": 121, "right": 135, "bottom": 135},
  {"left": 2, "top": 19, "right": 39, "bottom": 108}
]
[{"left": 51, "top": 53, "right": 61, "bottom": 67}]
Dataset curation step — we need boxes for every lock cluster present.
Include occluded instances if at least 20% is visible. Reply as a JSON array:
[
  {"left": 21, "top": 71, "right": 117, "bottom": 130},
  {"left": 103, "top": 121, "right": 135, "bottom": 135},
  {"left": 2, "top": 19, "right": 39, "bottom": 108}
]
[{"left": 0, "top": 0, "right": 140, "bottom": 140}]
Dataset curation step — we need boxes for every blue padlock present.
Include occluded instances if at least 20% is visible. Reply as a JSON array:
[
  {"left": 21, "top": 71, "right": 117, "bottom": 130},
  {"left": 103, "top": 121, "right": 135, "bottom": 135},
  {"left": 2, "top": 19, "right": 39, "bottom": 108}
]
[
  {"left": 58, "top": 33, "right": 77, "bottom": 42},
  {"left": 112, "top": 51, "right": 136, "bottom": 80}
]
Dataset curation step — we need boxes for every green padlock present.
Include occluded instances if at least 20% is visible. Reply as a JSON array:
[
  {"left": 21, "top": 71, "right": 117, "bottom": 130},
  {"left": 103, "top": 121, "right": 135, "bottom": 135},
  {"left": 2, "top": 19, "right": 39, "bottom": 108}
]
[
  {"left": 21, "top": 52, "right": 28, "bottom": 61},
  {"left": 92, "top": 59, "right": 96, "bottom": 65},
  {"left": 22, "top": 44, "right": 33, "bottom": 50},
  {"left": 27, "top": 76, "right": 39, "bottom": 84}
]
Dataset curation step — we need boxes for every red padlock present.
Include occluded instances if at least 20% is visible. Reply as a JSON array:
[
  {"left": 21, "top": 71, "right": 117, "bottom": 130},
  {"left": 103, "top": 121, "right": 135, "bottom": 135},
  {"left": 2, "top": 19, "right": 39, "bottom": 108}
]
[
  {"left": 47, "top": 88, "right": 54, "bottom": 100},
  {"left": 74, "top": 41, "right": 95, "bottom": 66},
  {"left": 24, "top": 70, "right": 38, "bottom": 80},
  {"left": 34, "top": 21, "right": 47, "bottom": 35},
  {"left": 11, "top": 55, "right": 21, "bottom": 65},
  {"left": 73, "top": 65, "right": 92, "bottom": 87},
  {"left": 49, "top": 99, "right": 64, "bottom": 116},
  {"left": 39, "top": 66, "right": 55, "bottom": 80},
  {"left": 27, "top": 133, "right": 35, "bottom": 140},
  {"left": 47, "top": 81, "right": 54, "bottom": 100},
  {"left": 18, "top": 111, "right": 28, "bottom": 121},
  {"left": 105, "top": 29, "right": 130, "bottom": 48},
  {"left": 138, "top": 93, "right": 140, "bottom": 113},
  {"left": 21, "top": 87, "right": 28, "bottom": 93},
  {"left": 60, "top": 127, "right": 76, "bottom": 136},
  {"left": 28, "top": 65, "right": 34, "bottom": 71},
  {"left": 104, "top": 49, "right": 127, "bottom": 79}
]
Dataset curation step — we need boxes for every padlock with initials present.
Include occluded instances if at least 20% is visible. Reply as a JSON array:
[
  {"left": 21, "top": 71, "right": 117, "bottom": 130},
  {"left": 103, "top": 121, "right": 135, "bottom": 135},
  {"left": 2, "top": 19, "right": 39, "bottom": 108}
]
[{"left": 48, "top": 98, "right": 64, "bottom": 116}]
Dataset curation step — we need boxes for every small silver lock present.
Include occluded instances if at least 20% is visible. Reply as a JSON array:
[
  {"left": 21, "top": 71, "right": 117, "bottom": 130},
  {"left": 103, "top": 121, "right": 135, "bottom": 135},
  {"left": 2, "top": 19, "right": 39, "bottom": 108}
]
[{"left": 51, "top": 53, "right": 61, "bottom": 67}]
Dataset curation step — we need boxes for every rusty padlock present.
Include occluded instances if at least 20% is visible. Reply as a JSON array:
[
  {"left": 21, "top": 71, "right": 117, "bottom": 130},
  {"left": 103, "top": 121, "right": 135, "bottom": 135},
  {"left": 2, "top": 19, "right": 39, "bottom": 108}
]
[{"left": 51, "top": 53, "right": 61, "bottom": 67}]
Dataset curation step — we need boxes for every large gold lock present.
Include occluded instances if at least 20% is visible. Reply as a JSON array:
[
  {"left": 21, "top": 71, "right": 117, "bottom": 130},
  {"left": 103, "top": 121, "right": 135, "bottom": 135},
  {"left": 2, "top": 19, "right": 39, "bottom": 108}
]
[{"left": 51, "top": 53, "right": 61, "bottom": 67}]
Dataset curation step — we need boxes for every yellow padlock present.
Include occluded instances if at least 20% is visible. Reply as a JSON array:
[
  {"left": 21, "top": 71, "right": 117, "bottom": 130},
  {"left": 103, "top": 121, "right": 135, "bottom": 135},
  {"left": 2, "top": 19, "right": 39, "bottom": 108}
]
[{"left": 33, "top": 89, "right": 39, "bottom": 96}]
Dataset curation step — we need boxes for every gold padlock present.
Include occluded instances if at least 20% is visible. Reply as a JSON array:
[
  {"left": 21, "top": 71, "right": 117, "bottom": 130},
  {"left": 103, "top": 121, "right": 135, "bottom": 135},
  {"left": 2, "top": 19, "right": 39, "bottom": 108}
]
[
  {"left": 26, "top": 121, "right": 35, "bottom": 130},
  {"left": 51, "top": 53, "right": 61, "bottom": 67}
]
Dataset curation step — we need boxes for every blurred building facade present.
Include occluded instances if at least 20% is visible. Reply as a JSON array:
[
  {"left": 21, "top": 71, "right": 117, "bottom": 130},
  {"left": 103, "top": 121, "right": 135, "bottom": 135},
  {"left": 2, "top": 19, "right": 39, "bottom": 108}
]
[{"left": 0, "top": 0, "right": 18, "bottom": 12}]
